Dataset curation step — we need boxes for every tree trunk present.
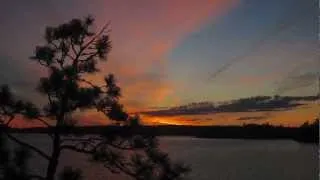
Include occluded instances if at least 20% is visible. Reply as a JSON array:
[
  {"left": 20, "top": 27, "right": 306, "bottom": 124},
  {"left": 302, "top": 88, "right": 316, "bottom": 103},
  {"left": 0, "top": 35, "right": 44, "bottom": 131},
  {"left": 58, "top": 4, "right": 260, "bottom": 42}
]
[{"left": 46, "top": 133, "right": 60, "bottom": 180}]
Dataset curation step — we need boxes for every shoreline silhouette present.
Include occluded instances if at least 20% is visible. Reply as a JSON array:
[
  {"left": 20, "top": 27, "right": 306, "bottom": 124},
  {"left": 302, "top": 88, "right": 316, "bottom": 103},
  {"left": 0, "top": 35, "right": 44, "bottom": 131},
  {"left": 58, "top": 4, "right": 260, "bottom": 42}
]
[{"left": 4, "top": 120, "right": 318, "bottom": 144}]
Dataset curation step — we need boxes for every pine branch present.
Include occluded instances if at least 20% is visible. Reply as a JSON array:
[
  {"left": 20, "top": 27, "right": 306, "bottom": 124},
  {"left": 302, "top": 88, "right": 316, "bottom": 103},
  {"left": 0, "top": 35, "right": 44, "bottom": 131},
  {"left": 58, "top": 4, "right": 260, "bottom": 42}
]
[
  {"left": 60, "top": 144, "right": 136, "bottom": 177},
  {"left": 35, "top": 117, "right": 52, "bottom": 128},
  {"left": 61, "top": 137, "right": 134, "bottom": 150},
  {"left": 73, "top": 21, "right": 110, "bottom": 67}
]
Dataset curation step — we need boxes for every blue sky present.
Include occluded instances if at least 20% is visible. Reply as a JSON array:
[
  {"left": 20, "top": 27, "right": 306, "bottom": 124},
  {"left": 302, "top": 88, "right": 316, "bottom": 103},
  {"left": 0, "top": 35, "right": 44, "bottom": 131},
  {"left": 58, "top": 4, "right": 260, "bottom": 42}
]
[{"left": 166, "top": 0, "right": 318, "bottom": 104}]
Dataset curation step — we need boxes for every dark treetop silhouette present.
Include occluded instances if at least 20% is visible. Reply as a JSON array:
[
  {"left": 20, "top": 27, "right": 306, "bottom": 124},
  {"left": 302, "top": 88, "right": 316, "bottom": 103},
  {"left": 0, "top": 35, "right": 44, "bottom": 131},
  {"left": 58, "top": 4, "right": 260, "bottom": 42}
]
[{"left": 0, "top": 16, "right": 189, "bottom": 180}]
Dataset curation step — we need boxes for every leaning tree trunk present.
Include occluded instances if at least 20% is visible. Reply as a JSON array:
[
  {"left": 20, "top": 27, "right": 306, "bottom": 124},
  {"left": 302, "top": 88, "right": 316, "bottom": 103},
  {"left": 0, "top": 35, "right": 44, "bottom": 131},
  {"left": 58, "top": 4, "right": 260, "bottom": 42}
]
[{"left": 46, "top": 132, "right": 61, "bottom": 180}]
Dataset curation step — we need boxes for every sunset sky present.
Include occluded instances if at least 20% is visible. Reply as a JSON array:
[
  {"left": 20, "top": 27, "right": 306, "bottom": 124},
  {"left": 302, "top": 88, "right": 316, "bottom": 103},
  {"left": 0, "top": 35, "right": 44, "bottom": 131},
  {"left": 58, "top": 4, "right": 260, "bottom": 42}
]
[{"left": 0, "top": 0, "right": 318, "bottom": 127}]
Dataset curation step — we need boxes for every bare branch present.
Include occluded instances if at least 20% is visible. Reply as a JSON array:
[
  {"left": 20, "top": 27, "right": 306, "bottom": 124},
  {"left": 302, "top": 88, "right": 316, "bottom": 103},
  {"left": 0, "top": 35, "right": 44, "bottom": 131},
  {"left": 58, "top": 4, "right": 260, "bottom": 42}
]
[
  {"left": 5, "top": 117, "right": 15, "bottom": 126},
  {"left": 49, "top": 41, "right": 59, "bottom": 50},
  {"left": 70, "top": 39, "right": 78, "bottom": 57},
  {"left": 5, "top": 132, "right": 51, "bottom": 161},
  {"left": 72, "top": 21, "right": 111, "bottom": 67},
  {"left": 35, "top": 117, "right": 52, "bottom": 128},
  {"left": 79, "top": 52, "right": 99, "bottom": 62},
  {"left": 114, "top": 161, "right": 136, "bottom": 177},
  {"left": 0, "top": 107, "right": 15, "bottom": 126},
  {"left": 61, "top": 137, "right": 102, "bottom": 143},
  {"left": 38, "top": 60, "right": 50, "bottom": 67},
  {"left": 77, "top": 78, "right": 105, "bottom": 90},
  {"left": 107, "top": 142, "right": 134, "bottom": 150},
  {"left": 60, "top": 144, "right": 94, "bottom": 154},
  {"left": 66, "top": 53, "right": 75, "bottom": 61},
  {"left": 103, "top": 161, "right": 136, "bottom": 177},
  {"left": 81, "top": 21, "right": 110, "bottom": 53}
]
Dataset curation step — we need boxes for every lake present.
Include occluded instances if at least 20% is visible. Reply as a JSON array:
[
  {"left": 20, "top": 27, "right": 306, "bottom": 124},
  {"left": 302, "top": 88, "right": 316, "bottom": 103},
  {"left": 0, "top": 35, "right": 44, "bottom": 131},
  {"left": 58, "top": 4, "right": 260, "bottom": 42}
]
[{"left": 7, "top": 134, "right": 319, "bottom": 180}]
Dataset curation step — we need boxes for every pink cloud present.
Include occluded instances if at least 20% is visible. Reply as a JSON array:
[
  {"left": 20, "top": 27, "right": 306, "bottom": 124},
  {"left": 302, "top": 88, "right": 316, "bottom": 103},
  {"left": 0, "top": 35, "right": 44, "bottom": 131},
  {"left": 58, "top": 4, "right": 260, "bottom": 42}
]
[
  {"left": 1, "top": 0, "right": 239, "bottom": 126},
  {"left": 90, "top": 0, "right": 238, "bottom": 110}
]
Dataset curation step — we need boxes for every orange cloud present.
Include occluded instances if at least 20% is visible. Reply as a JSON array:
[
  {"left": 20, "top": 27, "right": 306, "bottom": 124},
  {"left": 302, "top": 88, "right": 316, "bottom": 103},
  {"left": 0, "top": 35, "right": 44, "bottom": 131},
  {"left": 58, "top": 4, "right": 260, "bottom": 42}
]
[{"left": 141, "top": 102, "right": 319, "bottom": 127}]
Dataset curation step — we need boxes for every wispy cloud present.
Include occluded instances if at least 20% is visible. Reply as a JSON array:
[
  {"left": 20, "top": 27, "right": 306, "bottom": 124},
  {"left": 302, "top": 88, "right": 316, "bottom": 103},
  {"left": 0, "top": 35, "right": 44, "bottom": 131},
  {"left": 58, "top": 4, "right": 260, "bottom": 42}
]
[
  {"left": 275, "top": 72, "right": 319, "bottom": 94},
  {"left": 207, "top": 0, "right": 316, "bottom": 82}
]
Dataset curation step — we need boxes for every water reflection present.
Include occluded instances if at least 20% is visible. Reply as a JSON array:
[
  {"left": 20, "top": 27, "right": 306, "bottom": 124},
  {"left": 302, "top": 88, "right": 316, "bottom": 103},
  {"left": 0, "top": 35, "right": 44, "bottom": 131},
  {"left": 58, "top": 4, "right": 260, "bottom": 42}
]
[{"left": 10, "top": 135, "right": 318, "bottom": 180}]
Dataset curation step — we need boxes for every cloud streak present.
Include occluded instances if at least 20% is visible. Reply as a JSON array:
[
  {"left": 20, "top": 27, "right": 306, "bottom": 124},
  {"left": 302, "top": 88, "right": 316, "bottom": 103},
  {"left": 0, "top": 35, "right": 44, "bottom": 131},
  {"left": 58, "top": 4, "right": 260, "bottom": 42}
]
[
  {"left": 142, "top": 95, "right": 319, "bottom": 117},
  {"left": 275, "top": 72, "right": 319, "bottom": 94},
  {"left": 207, "top": 0, "right": 316, "bottom": 81}
]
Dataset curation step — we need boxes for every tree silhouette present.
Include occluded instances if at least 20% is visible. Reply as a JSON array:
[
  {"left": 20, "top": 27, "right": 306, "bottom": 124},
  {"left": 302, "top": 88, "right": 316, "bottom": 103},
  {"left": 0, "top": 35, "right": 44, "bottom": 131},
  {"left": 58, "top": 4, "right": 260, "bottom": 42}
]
[
  {"left": 0, "top": 132, "right": 30, "bottom": 180},
  {"left": 0, "top": 16, "right": 189, "bottom": 180}
]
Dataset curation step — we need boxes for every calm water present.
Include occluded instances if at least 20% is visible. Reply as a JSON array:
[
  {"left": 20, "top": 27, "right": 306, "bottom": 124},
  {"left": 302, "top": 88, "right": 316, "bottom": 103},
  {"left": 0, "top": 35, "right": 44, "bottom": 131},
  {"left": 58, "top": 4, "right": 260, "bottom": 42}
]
[{"left": 8, "top": 134, "right": 319, "bottom": 180}]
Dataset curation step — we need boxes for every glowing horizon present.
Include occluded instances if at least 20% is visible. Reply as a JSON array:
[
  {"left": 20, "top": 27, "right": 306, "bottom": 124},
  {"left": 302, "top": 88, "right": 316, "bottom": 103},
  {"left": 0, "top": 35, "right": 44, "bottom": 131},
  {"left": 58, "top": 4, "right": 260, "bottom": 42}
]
[{"left": 0, "top": 0, "right": 318, "bottom": 127}]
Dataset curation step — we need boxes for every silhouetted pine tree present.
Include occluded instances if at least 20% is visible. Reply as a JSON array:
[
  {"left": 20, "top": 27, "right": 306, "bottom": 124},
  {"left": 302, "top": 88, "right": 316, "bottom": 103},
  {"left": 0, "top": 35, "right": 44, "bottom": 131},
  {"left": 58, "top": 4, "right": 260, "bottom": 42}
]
[{"left": 0, "top": 16, "right": 189, "bottom": 180}]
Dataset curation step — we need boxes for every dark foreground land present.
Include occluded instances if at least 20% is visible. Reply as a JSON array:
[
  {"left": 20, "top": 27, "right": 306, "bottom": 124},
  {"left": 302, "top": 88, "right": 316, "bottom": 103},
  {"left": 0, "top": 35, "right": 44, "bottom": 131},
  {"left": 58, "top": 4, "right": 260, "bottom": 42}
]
[{"left": 4, "top": 121, "right": 319, "bottom": 144}]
